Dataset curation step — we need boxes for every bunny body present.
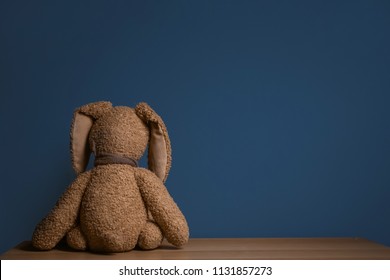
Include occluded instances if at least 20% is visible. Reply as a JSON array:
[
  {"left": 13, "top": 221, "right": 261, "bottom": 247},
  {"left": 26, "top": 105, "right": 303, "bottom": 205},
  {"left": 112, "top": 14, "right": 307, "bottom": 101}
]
[
  {"left": 32, "top": 102, "right": 189, "bottom": 253},
  {"left": 79, "top": 165, "right": 147, "bottom": 252}
]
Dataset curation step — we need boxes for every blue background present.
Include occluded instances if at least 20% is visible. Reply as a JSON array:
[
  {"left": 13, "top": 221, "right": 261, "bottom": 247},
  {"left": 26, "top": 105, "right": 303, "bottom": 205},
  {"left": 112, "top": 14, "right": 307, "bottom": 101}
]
[{"left": 1, "top": 0, "right": 389, "bottom": 254}]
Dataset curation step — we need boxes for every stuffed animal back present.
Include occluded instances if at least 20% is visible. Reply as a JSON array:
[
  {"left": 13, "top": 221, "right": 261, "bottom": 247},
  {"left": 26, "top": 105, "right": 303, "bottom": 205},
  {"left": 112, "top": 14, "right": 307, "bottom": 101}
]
[{"left": 32, "top": 101, "right": 189, "bottom": 253}]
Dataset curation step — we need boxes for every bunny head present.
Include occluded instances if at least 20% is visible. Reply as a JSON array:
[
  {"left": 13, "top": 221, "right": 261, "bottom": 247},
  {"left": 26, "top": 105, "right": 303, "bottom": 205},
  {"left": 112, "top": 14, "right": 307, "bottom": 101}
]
[{"left": 70, "top": 101, "right": 172, "bottom": 182}]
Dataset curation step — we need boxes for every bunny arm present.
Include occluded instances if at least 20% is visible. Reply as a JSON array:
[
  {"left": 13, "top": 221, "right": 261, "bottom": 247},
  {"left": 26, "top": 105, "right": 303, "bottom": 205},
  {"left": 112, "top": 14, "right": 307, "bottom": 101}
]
[
  {"left": 32, "top": 171, "right": 92, "bottom": 250},
  {"left": 135, "top": 168, "right": 189, "bottom": 247}
]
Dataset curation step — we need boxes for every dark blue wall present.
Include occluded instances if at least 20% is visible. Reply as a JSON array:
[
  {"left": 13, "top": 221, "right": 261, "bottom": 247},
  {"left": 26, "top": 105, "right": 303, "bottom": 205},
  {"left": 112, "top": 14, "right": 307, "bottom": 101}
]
[{"left": 1, "top": 0, "right": 389, "bottom": 254}]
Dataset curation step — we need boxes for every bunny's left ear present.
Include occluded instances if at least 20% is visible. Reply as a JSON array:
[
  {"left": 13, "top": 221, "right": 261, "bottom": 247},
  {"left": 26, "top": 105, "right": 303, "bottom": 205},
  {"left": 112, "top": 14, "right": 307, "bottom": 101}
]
[
  {"left": 70, "top": 101, "right": 113, "bottom": 174},
  {"left": 135, "top": 102, "right": 172, "bottom": 182}
]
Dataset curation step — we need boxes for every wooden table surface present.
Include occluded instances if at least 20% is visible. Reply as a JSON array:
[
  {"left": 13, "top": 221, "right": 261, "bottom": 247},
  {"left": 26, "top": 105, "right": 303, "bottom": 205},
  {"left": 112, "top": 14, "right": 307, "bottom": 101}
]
[{"left": 2, "top": 238, "right": 390, "bottom": 260}]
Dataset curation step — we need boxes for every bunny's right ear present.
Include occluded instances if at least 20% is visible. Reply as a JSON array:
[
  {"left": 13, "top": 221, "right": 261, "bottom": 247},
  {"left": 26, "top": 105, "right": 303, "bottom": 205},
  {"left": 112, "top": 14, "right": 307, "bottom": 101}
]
[
  {"left": 70, "top": 101, "right": 112, "bottom": 174},
  {"left": 135, "top": 102, "right": 172, "bottom": 182}
]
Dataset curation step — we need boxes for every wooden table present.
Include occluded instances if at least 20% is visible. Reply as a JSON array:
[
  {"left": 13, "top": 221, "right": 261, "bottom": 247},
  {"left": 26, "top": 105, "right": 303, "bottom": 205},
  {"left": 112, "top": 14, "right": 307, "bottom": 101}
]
[{"left": 2, "top": 238, "right": 390, "bottom": 260}]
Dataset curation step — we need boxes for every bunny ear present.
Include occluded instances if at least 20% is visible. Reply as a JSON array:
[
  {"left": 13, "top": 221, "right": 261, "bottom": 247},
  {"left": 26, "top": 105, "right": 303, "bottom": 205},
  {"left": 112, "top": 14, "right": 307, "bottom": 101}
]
[
  {"left": 135, "top": 102, "right": 172, "bottom": 182},
  {"left": 70, "top": 101, "right": 112, "bottom": 174},
  {"left": 70, "top": 111, "right": 93, "bottom": 174}
]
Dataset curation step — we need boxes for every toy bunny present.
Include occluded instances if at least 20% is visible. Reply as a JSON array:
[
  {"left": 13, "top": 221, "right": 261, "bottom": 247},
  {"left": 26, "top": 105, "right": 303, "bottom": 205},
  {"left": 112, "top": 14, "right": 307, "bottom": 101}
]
[{"left": 32, "top": 101, "right": 189, "bottom": 253}]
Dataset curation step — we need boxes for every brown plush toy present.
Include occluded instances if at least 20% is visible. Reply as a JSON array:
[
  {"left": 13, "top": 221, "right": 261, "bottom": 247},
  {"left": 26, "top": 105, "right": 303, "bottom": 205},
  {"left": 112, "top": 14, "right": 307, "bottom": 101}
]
[{"left": 32, "top": 101, "right": 189, "bottom": 253}]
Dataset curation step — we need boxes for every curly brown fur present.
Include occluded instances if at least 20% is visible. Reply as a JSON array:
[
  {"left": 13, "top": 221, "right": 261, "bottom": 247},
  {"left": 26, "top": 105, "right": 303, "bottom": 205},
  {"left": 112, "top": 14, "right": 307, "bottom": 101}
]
[
  {"left": 89, "top": 107, "right": 149, "bottom": 160},
  {"left": 138, "top": 221, "right": 164, "bottom": 250},
  {"left": 78, "top": 101, "right": 112, "bottom": 119},
  {"left": 135, "top": 168, "right": 189, "bottom": 247},
  {"left": 32, "top": 171, "right": 92, "bottom": 250},
  {"left": 135, "top": 103, "right": 172, "bottom": 182},
  {"left": 32, "top": 102, "right": 189, "bottom": 253}
]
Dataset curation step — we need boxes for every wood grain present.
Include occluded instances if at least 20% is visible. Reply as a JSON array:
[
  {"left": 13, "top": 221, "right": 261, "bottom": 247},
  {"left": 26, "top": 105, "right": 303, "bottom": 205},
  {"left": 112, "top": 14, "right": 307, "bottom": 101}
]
[{"left": 2, "top": 238, "right": 390, "bottom": 260}]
